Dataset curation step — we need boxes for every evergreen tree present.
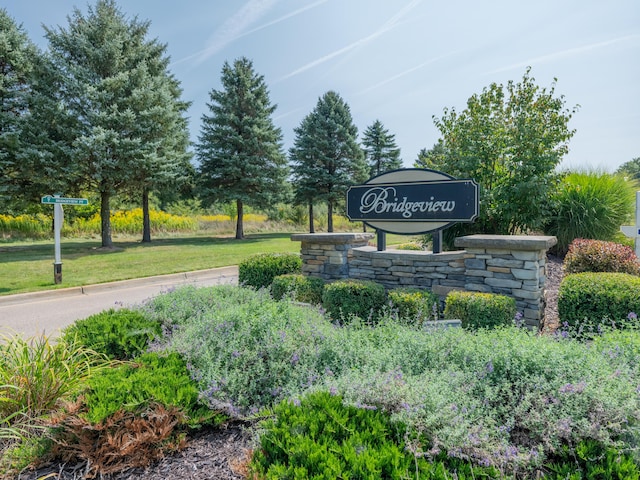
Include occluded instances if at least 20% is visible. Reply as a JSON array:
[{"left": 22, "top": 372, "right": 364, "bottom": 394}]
[
  {"left": 196, "top": 57, "right": 288, "bottom": 240},
  {"left": 289, "top": 91, "right": 367, "bottom": 232},
  {"left": 414, "top": 140, "right": 448, "bottom": 171},
  {"left": 41, "top": 0, "right": 191, "bottom": 247},
  {"left": 362, "top": 119, "right": 402, "bottom": 177},
  {"left": 0, "top": 9, "right": 40, "bottom": 212}
]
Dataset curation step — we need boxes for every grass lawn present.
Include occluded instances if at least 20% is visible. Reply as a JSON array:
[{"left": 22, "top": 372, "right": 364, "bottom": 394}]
[
  {"left": 0, "top": 230, "right": 421, "bottom": 296},
  {"left": 0, "top": 233, "right": 300, "bottom": 295}
]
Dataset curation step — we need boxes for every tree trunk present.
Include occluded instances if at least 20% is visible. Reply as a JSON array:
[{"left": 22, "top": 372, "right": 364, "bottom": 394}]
[
  {"left": 235, "top": 199, "right": 244, "bottom": 239},
  {"left": 308, "top": 202, "right": 315, "bottom": 233},
  {"left": 327, "top": 201, "right": 333, "bottom": 233},
  {"left": 100, "top": 190, "right": 113, "bottom": 248},
  {"left": 142, "top": 188, "right": 151, "bottom": 243}
]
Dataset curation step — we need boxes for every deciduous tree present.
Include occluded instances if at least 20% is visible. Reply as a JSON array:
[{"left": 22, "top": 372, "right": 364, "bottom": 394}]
[{"left": 430, "top": 68, "right": 577, "bottom": 241}]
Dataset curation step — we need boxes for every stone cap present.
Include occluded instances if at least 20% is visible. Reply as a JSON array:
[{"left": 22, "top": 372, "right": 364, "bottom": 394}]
[
  {"left": 454, "top": 234, "right": 557, "bottom": 251},
  {"left": 291, "top": 232, "right": 375, "bottom": 244},
  {"left": 353, "top": 245, "right": 466, "bottom": 261}
]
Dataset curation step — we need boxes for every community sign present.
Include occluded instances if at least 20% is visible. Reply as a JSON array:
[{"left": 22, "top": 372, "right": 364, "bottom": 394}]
[{"left": 346, "top": 168, "right": 479, "bottom": 235}]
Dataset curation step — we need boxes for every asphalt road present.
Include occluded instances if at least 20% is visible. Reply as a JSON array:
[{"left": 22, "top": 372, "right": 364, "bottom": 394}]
[{"left": 0, "top": 266, "right": 238, "bottom": 340}]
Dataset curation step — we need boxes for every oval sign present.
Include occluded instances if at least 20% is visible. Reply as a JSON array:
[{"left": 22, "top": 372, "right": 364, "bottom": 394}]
[{"left": 346, "top": 168, "right": 479, "bottom": 234}]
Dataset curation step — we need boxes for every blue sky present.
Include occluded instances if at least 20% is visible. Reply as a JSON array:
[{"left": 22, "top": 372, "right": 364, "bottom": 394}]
[{"left": 6, "top": 0, "right": 640, "bottom": 171}]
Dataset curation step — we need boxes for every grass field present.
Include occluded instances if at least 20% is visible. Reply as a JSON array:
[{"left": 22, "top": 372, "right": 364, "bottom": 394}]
[
  {"left": 0, "top": 231, "right": 420, "bottom": 296},
  {"left": 0, "top": 233, "right": 300, "bottom": 295}
]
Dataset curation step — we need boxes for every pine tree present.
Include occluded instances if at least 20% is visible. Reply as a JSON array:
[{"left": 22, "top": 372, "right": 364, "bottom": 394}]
[
  {"left": 196, "top": 57, "right": 288, "bottom": 240},
  {"left": 0, "top": 9, "right": 40, "bottom": 211},
  {"left": 362, "top": 119, "right": 402, "bottom": 177},
  {"left": 289, "top": 91, "right": 367, "bottom": 232},
  {"left": 41, "top": 0, "right": 191, "bottom": 247}
]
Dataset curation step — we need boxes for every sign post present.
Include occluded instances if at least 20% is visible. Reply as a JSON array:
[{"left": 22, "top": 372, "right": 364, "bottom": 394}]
[
  {"left": 620, "top": 191, "right": 640, "bottom": 258},
  {"left": 346, "top": 169, "right": 479, "bottom": 253},
  {"left": 41, "top": 195, "right": 89, "bottom": 284}
]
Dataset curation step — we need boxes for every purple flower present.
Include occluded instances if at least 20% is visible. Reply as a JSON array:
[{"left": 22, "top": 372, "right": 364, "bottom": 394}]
[
  {"left": 628, "top": 312, "right": 638, "bottom": 320},
  {"left": 291, "top": 352, "right": 300, "bottom": 365}
]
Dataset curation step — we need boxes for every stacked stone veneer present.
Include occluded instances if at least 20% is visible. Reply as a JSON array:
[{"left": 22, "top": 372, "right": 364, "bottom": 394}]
[{"left": 291, "top": 233, "right": 557, "bottom": 328}]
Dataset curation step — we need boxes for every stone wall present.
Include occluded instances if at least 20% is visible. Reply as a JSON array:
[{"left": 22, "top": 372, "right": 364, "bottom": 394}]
[{"left": 291, "top": 233, "right": 557, "bottom": 328}]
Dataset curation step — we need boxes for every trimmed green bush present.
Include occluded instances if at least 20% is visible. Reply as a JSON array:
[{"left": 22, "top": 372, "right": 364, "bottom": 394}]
[
  {"left": 271, "top": 273, "right": 325, "bottom": 304},
  {"left": 387, "top": 287, "right": 439, "bottom": 324},
  {"left": 61, "top": 309, "right": 162, "bottom": 360},
  {"left": 558, "top": 272, "right": 640, "bottom": 328},
  {"left": 443, "top": 291, "right": 516, "bottom": 330},
  {"left": 238, "top": 252, "right": 302, "bottom": 289},
  {"left": 564, "top": 238, "right": 640, "bottom": 275},
  {"left": 322, "top": 279, "right": 386, "bottom": 322}
]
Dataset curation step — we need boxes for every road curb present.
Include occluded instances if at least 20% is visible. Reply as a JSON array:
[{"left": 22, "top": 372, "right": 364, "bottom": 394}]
[{"left": 0, "top": 266, "right": 239, "bottom": 307}]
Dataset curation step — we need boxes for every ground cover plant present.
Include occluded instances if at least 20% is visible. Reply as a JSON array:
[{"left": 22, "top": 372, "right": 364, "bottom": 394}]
[{"left": 141, "top": 284, "right": 640, "bottom": 478}]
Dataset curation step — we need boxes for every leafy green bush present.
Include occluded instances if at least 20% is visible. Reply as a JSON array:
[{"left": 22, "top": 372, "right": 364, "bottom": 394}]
[
  {"left": 558, "top": 272, "right": 640, "bottom": 328},
  {"left": 250, "top": 391, "right": 499, "bottom": 479},
  {"left": 564, "top": 238, "right": 640, "bottom": 275},
  {"left": 443, "top": 291, "right": 516, "bottom": 330},
  {"left": 387, "top": 287, "right": 439, "bottom": 324},
  {"left": 271, "top": 273, "right": 325, "bottom": 304},
  {"left": 238, "top": 252, "right": 302, "bottom": 289},
  {"left": 545, "top": 170, "right": 636, "bottom": 255},
  {"left": 62, "top": 308, "right": 162, "bottom": 360},
  {"left": 81, "top": 352, "right": 216, "bottom": 426},
  {"left": 322, "top": 279, "right": 387, "bottom": 322}
]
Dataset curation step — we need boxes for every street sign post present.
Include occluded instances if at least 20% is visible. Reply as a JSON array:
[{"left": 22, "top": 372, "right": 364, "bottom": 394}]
[
  {"left": 41, "top": 195, "right": 89, "bottom": 284},
  {"left": 41, "top": 195, "right": 88, "bottom": 206}
]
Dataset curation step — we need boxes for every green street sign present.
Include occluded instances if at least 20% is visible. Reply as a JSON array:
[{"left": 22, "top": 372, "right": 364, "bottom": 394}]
[{"left": 41, "top": 195, "right": 89, "bottom": 206}]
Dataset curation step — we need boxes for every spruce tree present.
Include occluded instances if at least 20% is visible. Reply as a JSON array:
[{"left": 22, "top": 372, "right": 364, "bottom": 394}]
[
  {"left": 41, "top": 0, "right": 191, "bottom": 247},
  {"left": 0, "top": 9, "right": 40, "bottom": 211},
  {"left": 289, "top": 91, "right": 367, "bottom": 232},
  {"left": 196, "top": 57, "right": 288, "bottom": 240},
  {"left": 362, "top": 119, "right": 402, "bottom": 177}
]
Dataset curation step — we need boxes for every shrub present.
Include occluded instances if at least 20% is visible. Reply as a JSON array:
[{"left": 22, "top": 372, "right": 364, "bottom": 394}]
[
  {"left": 271, "top": 273, "right": 325, "bottom": 304},
  {"left": 250, "top": 391, "right": 499, "bottom": 479},
  {"left": 387, "top": 287, "right": 439, "bottom": 324},
  {"left": 558, "top": 272, "right": 640, "bottom": 328},
  {"left": 544, "top": 170, "right": 636, "bottom": 255},
  {"left": 563, "top": 238, "right": 640, "bottom": 275},
  {"left": 322, "top": 279, "right": 387, "bottom": 322},
  {"left": 443, "top": 291, "right": 516, "bottom": 330},
  {"left": 61, "top": 308, "right": 162, "bottom": 360},
  {"left": 238, "top": 252, "right": 302, "bottom": 289}
]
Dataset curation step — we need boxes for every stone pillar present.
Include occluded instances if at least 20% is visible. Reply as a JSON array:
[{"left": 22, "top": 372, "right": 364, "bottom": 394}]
[
  {"left": 454, "top": 235, "right": 557, "bottom": 328},
  {"left": 290, "top": 233, "right": 374, "bottom": 281}
]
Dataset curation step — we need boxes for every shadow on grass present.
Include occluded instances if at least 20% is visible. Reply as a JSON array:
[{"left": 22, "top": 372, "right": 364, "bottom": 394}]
[{"left": 0, "top": 232, "right": 295, "bottom": 263}]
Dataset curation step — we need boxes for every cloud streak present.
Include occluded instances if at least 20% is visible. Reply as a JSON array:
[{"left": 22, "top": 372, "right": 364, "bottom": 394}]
[
  {"left": 279, "top": 0, "right": 423, "bottom": 81},
  {"left": 172, "top": 0, "right": 328, "bottom": 68},
  {"left": 359, "top": 50, "right": 463, "bottom": 95},
  {"left": 485, "top": 34, "right": 640, "bottom": 75}
]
